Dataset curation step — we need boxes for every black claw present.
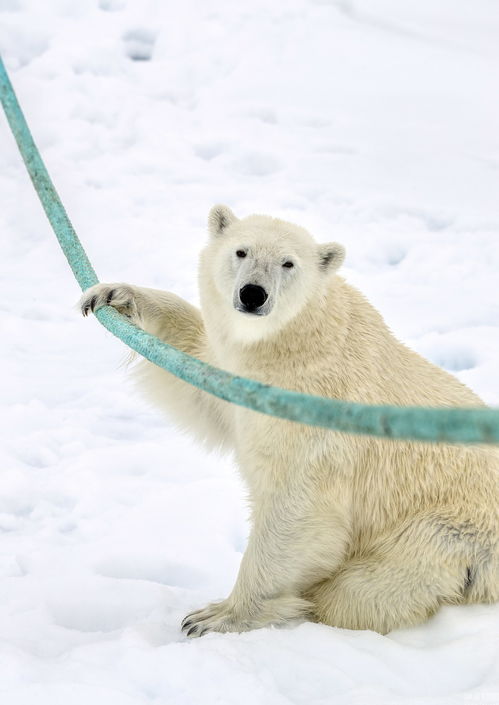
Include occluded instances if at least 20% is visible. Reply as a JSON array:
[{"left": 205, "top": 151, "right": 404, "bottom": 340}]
[
  {"left": 106, "top": 289, "right": 115, "bottom": 305},
  {"left": 89, "top": 295, "right": 98, "bottom": 312},
  {"left": 82, "top": 305, "right": 89, "bottom": 317},
  {"left": 186, "top": 625, "right": 199, "bottom": 637},
  {"left": 181, "top": 619, "right": 192, "bottom": 632}
]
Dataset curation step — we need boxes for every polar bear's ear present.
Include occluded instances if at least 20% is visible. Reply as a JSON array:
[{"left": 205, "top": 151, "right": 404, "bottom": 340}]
[
  {"left": 317, "top": 243, "right": 345, "bottom": 273},
  {"left": 208, "top": 204, "right": 238, "bottom": 237}
]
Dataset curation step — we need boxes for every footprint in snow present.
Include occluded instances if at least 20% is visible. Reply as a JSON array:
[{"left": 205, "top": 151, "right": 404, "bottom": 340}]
[
  {"left": 123, "top": 29, "right": 156, "bottom": 62},
  {"left": 432, "top": 347, "right": 477, "bottom": 373},
  {"left": 99, "top": 0, "right": 125, "bottom": 10},
  {"left": 195, "top": 142, "right": 226, "bottom": 161},
  {"left": 233, "top": 152, "right": 282, "bottom": 177}
]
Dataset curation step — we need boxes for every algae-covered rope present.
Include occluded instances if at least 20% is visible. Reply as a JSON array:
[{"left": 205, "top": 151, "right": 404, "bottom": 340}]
[{"left": 1, "top": 54, "right": 498, "bottom": 444}]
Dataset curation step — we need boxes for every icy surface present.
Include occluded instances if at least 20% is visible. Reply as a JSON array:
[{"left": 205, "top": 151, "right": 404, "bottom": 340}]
[{"left": 1, "top": 1, "right": 499, "bottom": 703}]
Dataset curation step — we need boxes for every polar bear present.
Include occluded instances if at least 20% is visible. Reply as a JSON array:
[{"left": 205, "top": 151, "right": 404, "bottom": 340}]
[{"left": 80, "top": 205, "right": 499, "bottom": 636}]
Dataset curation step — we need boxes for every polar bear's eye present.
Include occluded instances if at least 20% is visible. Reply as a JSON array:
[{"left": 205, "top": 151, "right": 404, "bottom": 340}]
[
  {"left": 236, "top": 250, "right": 247, "bottom": 258},
  {"left": 283, "top": 261, "right": 294, "bottom": 268}
]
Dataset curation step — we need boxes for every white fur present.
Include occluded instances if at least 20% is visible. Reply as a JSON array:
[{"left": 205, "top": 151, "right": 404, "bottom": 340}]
[{"left": 80, "top": 206, "right": 499, "bottom": 637}]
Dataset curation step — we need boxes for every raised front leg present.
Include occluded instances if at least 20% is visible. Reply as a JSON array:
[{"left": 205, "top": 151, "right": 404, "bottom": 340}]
[
  {"left": 79, "top": 283, "right": 204, "bottom": 351},
  {"left": 79, "top": 282, "right": 233, "bottom": 449},
  {"left": 182, "top": 485, "right": 350, "bottom": 637}
]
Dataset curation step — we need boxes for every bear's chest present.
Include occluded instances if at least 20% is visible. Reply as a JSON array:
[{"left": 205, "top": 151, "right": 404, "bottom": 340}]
[{"left": 232, "top": 405, "right": 341, "bottom": 486}]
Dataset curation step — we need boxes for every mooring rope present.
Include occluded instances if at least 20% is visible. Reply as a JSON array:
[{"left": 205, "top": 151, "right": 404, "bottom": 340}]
[{"left": 1, "top": 55, "right": 498, "bottom": 444}]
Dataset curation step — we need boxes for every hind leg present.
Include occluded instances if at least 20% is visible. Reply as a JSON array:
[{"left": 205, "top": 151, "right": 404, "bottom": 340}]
[
  {"left": 308, "top": 515, "right": 474, "bottom": 634},
  {"left": 309, "top": 555, "right": 465, "bottom": 633}
]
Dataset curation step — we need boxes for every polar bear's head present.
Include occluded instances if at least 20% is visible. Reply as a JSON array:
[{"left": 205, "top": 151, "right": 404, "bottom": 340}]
[{"left": 199, "top": 205, "right": 345, "bottom": 344}]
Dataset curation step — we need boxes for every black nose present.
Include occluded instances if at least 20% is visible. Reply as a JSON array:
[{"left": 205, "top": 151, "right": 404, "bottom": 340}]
[{"left": 239, "top": 284, "right": 268, "bottom": 311}]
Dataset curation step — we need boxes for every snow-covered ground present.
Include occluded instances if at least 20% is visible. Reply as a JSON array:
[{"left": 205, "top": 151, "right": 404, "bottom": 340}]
[{"left": 1, "top": 1, "right": 499, "bottom": 702}]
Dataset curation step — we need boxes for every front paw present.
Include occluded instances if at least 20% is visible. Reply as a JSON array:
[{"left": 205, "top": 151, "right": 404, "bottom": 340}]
[
  {"left": 79, "top": 283, "right": 137, "bottom": 318},
  {"left": 181, "top": 600, "right": 249, "bottom": 638},
  {"left": 181, "top": 594, "right": 312, "bottom": 638}
]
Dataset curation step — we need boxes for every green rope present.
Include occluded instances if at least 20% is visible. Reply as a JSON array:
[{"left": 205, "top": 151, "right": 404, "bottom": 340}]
[{"left": 1, "top": 55, "right": 498, "bottom": 444}]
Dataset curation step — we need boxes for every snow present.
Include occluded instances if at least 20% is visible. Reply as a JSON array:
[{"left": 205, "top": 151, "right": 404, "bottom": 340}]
[{"left": 1, "top": 0, "right": 498, "bottom": 702}]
